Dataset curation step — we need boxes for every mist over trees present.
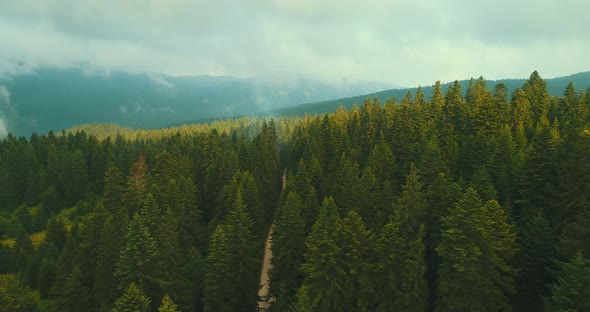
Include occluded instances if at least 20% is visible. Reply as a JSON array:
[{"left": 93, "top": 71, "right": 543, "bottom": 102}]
[{"left": 1, "top": 71, "right": 590, "bottom": 311}]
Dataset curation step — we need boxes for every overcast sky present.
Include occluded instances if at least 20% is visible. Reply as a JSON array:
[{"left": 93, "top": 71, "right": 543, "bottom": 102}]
[{"left": 1, "top": 0, "right": 589, "bottom": 86}]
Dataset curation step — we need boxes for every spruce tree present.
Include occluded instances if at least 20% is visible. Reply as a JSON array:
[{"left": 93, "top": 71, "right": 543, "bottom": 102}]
[
  {"left": 338, "top": 211, "right": 374, "bottom": 311},
  {"left": 374, "top": 221, "right": 404, "bottom": 311},
  {"left": 544, "top": 251, "right": 590, "bottom": 311},
  {"left": 204, "top": 190, "right": 258, "bottom": 312},
  {"left": 436, "top": 188, "right": 514, "bottom": 311},
  {"left": 114, "top": 213, "right": 162, "bottom": 299},
  {"left": 112, "top": 282, "right": 151, "bottom": 312},
  {"left": 394, "top": 163, "right": 427, "bottom": 239},
  {"left": 514, "top": 209, "right": 556, "bottom": 312},
  {"left": 300, "top": 197, "right": 344, "bottom": 311},
  {"left": 158, "top": 293, "right": 178, "bottom": 312},
  {"left": 269, "top": 191, "right": 305, "bottom": 308}
]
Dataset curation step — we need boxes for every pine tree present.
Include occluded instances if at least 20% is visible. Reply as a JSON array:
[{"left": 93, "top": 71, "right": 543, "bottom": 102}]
[
  {"left": 175, "top": 247, "right": 205, "bottom": 312},
  {"left": 374, "top": 221, "right": 429, "bottom": 312},
  {"left": 544, "top": 252, "right": 590, "bottom": 311},
  {"left": 115, "top": 213, "right": 162, "bottom": 299},
  {"left": 269, "top": 191, "right": 305, "bottom": 308},
  {"left": 95, "top": 215, "right": 125, "bottom": 311},
  {"left": 57, "top": 266, "right": 91, "bottom": 312},
  {"left": 399, "top": 225, "right": 429, "bottom": 312},
  {"left": 122, "top": 156, "right": 148, "bottom": 216},
  {"left": 523, "top": 71, "right": 551, "bottom": 126},
  {"left": 158, "top": 293, "right": 178, "bottom": 312},
  {"left": 394, "top": 163, "right": 427, "bottom": 239},
  {"left": 65, "top": 149, "right": 88, "bottom": 206},
  {"left": 203, "top": 225, "right": 233, "bottom": 312},
  {"left": 103, "top": 163, "right": 125, "bottom": 213},
  {"left": 338, "top": 211, "right": 374, "bottom": 311},
  {"left": 204, "top": 191, "right": 258, "bottom": 312},
  {"left": 290, "top": 285, "right": 313, "bottom": 312},
  {"left": 300, "top": 197, "right": 344, "bottom": 311},
  {"left": 436, "top": 188, "right": 513, "bottom": 311},
  {"left": 112, "top": 282, "right": 151, "bottom": 312},
  {"left": 157, "top": 207, "right": 181, "bottom": 297},
  {"left": 140, "top": 193, "right": 160, "bottom": 233},
  {"left": 374, "top": 221, "right": 404, "bottom": 311},
  {"left": 514, "top": 209, "right": 556, "bottom": 312}
]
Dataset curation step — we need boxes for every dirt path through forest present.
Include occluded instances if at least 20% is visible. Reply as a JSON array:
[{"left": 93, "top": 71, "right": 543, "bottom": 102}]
[
  {"left": 257, "top": 169, "right": 287, "bottom": 310},
  {"left": 257, "top": 225, "right": 274, "bottom": 310}
]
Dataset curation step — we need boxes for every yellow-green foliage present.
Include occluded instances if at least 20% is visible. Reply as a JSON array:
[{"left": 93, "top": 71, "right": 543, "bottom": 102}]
[
  {"left": 29, "top": 205, "right": 41, "bottom": 218},
  {"left": 66, "top": 115, "right": 306, "bottom": 142},
  {"left": 0, "top": 238, "right": 16, "bottom": 248},
  {"left": 30, "top": 231, "right": 47, "bottom": 250}
]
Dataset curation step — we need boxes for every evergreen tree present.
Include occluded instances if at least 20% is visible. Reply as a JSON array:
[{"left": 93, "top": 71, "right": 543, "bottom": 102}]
[
  {"left": 175, "top": 247, "right": 205, "bottom": 312},
  {"left": 338, "top": 211, "right": 374, "bottom": 311},
  {"left": 112, "top": 282, "right": 151, "bottom": 312},
  {"left": 300, "top": 197, "right": 343, "bottom": 311},
  {"left": 436, "top": 188, "right": 513, "bottom": 311},
  {"left": 544, "top": 252, "right": 590, "bottom": 311},
  {"left": 95, "top": 215, "right": 125, "bottom": 311},
  {"left": 523, "top": 70, "right": 551, "bottom": 126},
  {"left": 122, "top": 156, "right": 149, "bottom": 216},
  {"left": 103, "top": 164, "right": 125, "bottom": 213},
  {"left": 158, "top": 293, "right": 178, "bottom": 312},
  {"left": 57, "top": 266, "right": 91, "bottom": 312},
  {"left": 204, "top": 191, "right": 258, "bottom": 312},
  {"left": 114, "top": 213, "right": 162, "bottom": 300},
  {"left": 269, "top": 191, "right": 305, "bottom": 308},
  {"left": 374, "top": 221, "right": 404, "bottom": 311},
  {"left": 398, "top": 225, "right": 429, "bottom": 312},
  {"left": 514, "top": 209, "right": 556, "bottom": 312},
  {"left": 394, "top": 163, "right": 427, "bottom": 239}
]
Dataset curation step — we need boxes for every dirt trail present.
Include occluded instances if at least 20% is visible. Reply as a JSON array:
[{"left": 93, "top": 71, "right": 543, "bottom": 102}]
[
  {"left": 257, "top": 225, "right": 275, "bottom": 310},
  {"left": 257, "top": 169, "right": 287, "bottom": 310}
]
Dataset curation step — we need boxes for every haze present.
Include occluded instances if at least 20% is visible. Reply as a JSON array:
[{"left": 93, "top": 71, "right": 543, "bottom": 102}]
[{"left": 1, "top": 0, "right": 589, "bottom": 86}]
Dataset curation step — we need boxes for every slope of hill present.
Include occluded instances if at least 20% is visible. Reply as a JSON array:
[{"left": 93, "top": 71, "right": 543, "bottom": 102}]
[
  {"left": 0, "top": 67, "right": 394, "bottom": 136},
  {"left": 271, "top": 71, "right": 590, "bottom": 116}
]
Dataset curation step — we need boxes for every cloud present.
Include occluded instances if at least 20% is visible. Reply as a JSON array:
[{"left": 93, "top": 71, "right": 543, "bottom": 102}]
[
  {"left": 0, "top": 0, "right": 589, "bottom": 86},
  {"left": 0, "top": 85, "right": 11, "bottom": 138}
]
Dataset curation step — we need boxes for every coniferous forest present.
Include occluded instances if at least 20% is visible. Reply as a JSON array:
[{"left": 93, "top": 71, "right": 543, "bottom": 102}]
[{"left": 1, "top": 71, "right": 590, "bottom": 311}]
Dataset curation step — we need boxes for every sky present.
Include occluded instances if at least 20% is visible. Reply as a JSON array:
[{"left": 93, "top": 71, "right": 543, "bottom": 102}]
[{"left": 1, "top": 0, "right": 589, "bottom": 87}]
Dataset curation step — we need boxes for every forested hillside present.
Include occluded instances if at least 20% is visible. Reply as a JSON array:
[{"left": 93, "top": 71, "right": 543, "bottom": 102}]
[
  {"left": 273, "top": 71, "right": 590, "bottom": 117},
  {"left": 1, "top": 71, "right": 590, "bottom": 311},
  {"left": 0, "top": 67, "right": 393, "bottom": 137}
]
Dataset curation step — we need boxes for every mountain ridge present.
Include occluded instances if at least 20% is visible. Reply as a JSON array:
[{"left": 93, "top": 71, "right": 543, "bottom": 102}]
[
  {"left": 0, "top": 67, "right": 394, "bottom": 136},
  {"left": 267, "top": 71, "right": 590, "bottom": 117}
]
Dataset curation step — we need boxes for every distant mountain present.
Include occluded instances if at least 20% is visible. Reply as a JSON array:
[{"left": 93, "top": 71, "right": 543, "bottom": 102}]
[
  {"left": 271, "top": 71, "right": 590, "bottom": 117},
  {"left": 0, "top": 67, "right": 395, "bottom": 136}
]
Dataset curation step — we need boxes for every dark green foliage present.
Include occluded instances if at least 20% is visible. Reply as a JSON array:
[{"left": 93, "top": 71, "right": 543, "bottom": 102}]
[
  {"left": 204, "top": 191, "right": 258, "bottom": 312},
  {"left": 337, "top": 211, "right": 375, "bottom": 311},
  {"left": 514, "top": 209, "right": 556, "bottom": 311},
  {"left": 394, "top": 163, "right": 427, "bottom": 239},
  {"left": 544, "top": 252, "right": 590, "bottom": 311},
  {"left": 115, "top": 213, "right": 162, "bottom": 299},
  {"left": 175, "top": 247, "right": 205, "bottom": 312},
  {"left": 374, "top": 221, "right": 405, "bottom": 311},
  {"left": 436, "top": 189, "right": 516, "bottom": 311},
  {"left": 0, "top": 70, "right": 588, "bottom": 312},
  {"left": 269, "top": 191, "right": 306, "bottom": 308},
  {"left": 300, "top": 197, "right": 343, "bottom": 311},
  {"left": 57, "top": 266, "right": 91, "bottom": 312}
]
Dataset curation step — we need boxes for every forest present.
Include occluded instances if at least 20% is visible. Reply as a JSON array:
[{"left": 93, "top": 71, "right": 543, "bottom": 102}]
[{"left": 1, "top": 71, "right": 590, "bottom": 311}]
